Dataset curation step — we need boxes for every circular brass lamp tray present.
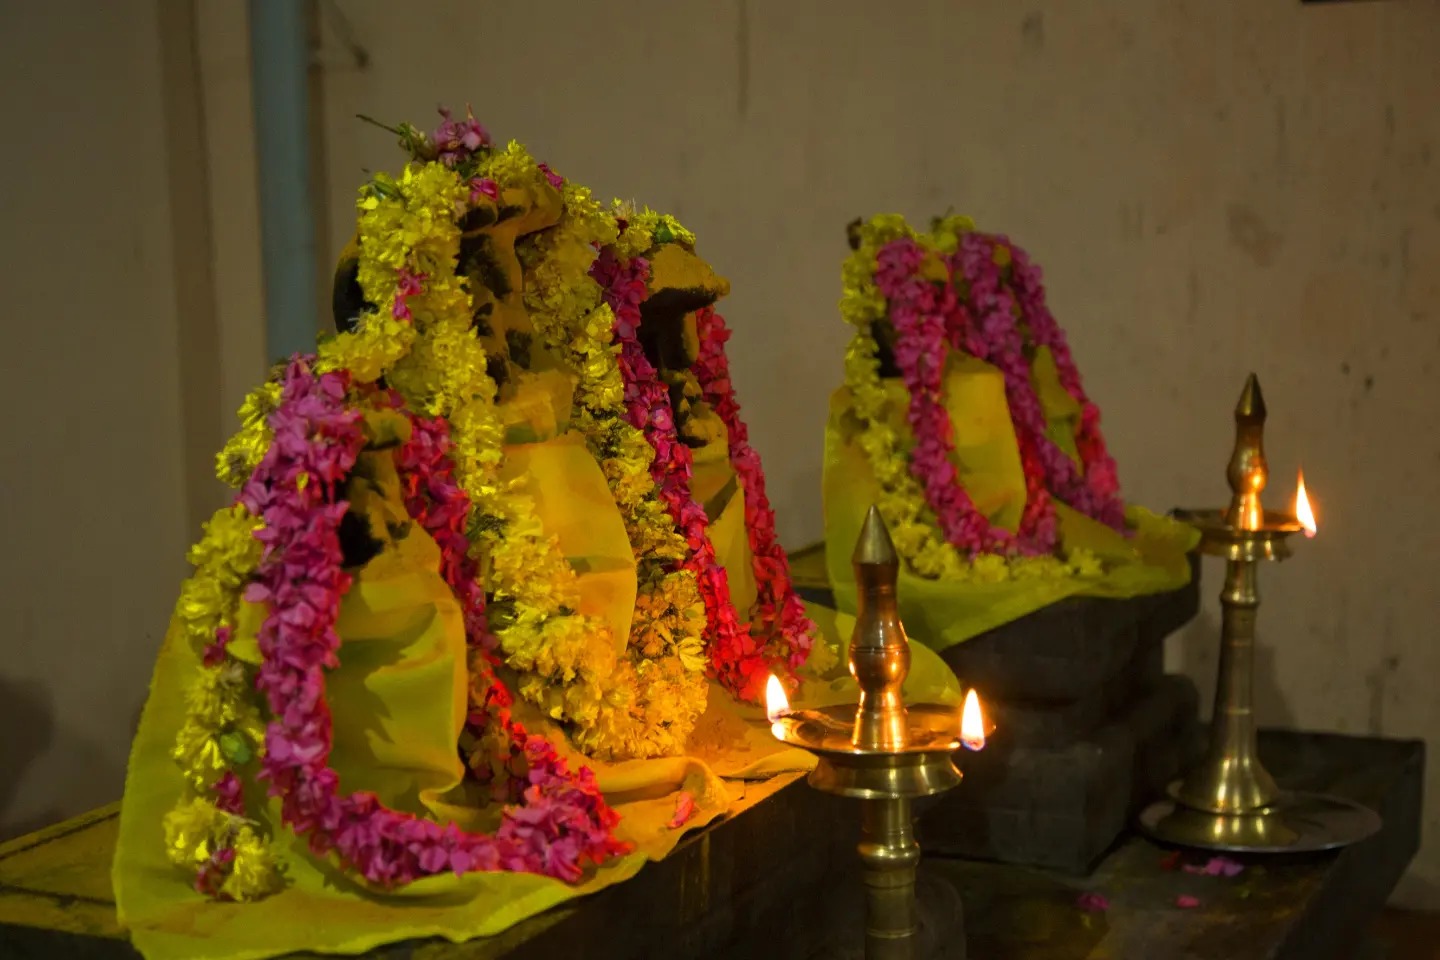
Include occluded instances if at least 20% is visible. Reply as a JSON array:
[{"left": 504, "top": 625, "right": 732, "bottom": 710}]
[
  {"left": 1140, "top": 790, "right": 1382, "bottom": 854},
  {"left": 770, "top": 703, "right": 963, "bottom": 801},
  {"left": 1173, "top": 508, "right": 1306, "bottom": 561}
]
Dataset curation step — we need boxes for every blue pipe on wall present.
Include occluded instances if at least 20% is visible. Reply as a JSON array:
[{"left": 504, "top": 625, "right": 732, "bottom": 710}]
[{"left": 248, "top": 0, "right": 316, "bottom": 362}]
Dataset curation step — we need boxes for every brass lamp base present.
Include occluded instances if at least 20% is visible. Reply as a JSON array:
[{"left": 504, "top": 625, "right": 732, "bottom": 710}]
[
  {"left": 1139, "top": 791, "right": 1381, "bottom": 853},
  {"left": 771, "top": 704, "right": 963, "bottom": 960}
]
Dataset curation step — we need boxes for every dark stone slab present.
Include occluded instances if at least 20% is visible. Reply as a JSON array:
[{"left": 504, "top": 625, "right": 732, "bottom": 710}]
[
  {"left": 935, "top": 731, "right": 1424, "bottom": 960},
  {"left": 920, "top": 673, "right": 1202, "bottom": 874},
  {"left": 940, "top": 553, "right": 1201, "bottom": 704}
]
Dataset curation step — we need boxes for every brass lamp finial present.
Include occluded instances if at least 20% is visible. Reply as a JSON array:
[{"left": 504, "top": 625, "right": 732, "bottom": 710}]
[
  {"left": 1226, "top": 373, "right": 1269, "bottom": 531},
  {"left": 850, "top": 506, "right": 910, "bottom": 751}
]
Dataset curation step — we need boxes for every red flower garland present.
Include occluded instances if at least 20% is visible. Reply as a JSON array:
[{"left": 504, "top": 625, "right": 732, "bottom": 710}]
[
  {"left": 591, "top": 248, "right": 780, "bottom": 703},
  {"left": 239, "top": 359, "right": 627, "bottom": 888},
  {"left": 691, "top": 307, "right": 815, "bottom": 670}
]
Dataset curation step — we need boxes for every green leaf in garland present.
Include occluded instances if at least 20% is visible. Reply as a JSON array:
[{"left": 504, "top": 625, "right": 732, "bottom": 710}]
[{"left": 218, "top": 731, "right": 253, "bottom": 766}]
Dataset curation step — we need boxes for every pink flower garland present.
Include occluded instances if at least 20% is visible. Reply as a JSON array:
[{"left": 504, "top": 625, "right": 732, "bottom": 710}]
[
  {"left": 949, "top": 235, "right": 1062, "bottom": 550},
  {"left": 875, "top": 239, "right": 1021, "bottom": 555},
  {"left": 691, "top": 306, "right": 815, "bottom": 670},
  {"left": 591, "top": 248, "right": 776, "bottom": 703},
  {"left": 394, "top": 409, "right": 628, "bottom": 856},
  {"left": 869, "top": 229, "right": 1128, "bottom": 558},
  {"left": 1007, "top": 241, "right": 1124, "bottom": 526},
  {"left": 954, "top": 233, "right": 1125, "bottom": 532},
  {"left": 239, "top": 359, "right": 626, "bottom": 888}
]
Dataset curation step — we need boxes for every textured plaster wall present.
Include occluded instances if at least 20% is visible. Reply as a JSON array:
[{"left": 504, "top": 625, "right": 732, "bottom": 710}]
[
  {"left": 3, "top": 0, "right": 1439, "bottom": 911},
  {"left": 0, "top": 3, "right": 194, "bottom": 834},
  {"left": 0, "top": 1, "right": 259, "bottom": 839}
]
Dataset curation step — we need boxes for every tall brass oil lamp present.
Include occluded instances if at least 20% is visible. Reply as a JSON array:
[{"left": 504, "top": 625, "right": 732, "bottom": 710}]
[
  {"left": 1139, "top": 374, "right": 1381, "bottom": 852},
  {"left": 768, "top": 506, "right": 983, "bottom": 960}
]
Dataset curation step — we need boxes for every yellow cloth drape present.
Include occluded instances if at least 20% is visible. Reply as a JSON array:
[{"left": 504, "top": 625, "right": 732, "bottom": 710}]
[
  {"left": 823, "top": 352, "right": 1199, "bottom": 652},
  {"left": 116, "top": 424, "right": 961, "bottom": 960}
]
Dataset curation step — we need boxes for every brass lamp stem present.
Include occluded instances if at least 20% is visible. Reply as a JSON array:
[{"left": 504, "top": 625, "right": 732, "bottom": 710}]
[
  {"left": 1175, "top": 558, "right": 1280, "bottom": 813},
  {"left": 858, "top": 797, "right": 920, "bottom": 960}
]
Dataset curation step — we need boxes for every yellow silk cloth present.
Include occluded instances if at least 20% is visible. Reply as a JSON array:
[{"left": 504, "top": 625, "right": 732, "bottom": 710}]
[
  {"left": 824, "top": 349, "right": 1200, "bottom": 652},
  {"left": 115, "top": 425, "right": 962, "bottom": 960}
]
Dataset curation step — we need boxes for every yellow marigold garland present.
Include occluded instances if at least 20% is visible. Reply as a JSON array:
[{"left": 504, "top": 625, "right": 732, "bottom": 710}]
[
  {"left": 518, "top": 181, "right": 708, "bottom": 758},
  {"left": 215, "top": 381, "right": 281, "bottom": 489},
  {"left": 161, "top": 503, "right": 281, "bottom": 900}
]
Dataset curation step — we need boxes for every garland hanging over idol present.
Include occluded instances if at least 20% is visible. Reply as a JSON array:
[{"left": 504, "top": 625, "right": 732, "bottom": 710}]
[
  {"left": 160, "top": 107, "right": 816, "bottom": 901},
  {"left": 829, "top": 213, "right": 1194, "bottom": 596}
]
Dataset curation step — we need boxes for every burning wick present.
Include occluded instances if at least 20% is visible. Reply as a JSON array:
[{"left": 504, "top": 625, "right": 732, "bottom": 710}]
[
  {"left": 765, "top": 673, "right": 791, "bottom": 738},
  {"left": 1295, "top": 469, "right": 1317, "bottom": 538},
  {"left": 961, "top": 689, "right": 986, "bottom": 751}
]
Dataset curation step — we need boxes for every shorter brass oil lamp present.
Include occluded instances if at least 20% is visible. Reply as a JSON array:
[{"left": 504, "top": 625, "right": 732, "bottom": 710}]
[
  {"left": 1139, "top": 374, "right": 1381, "bottom": 852},
  {"left": 768, "top": 506, "right": 986, "bottom": 960}
]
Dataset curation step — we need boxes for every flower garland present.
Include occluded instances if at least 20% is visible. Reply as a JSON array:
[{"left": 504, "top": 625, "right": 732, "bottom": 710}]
[
  {"left": 691, "top": 306, "right": 816, "bottom": 671},
  {"left": 1007, "top": 241, "right": 1124, "bottom": 528},
  {"left": 949, "top": 227, "right": 1123, "bottom": 531},
  {"left": 517, "top": 184, "right": 710, "bottom": 758},
  {"left": 840, "top": 215, "right": 1116, "bottom": 580},
  {"left": 594, "top": 241, "right": 810, "bottom": 703},
  {"left": 161, "top": 504, "right": 280, "bottom": 900},
  {"left": 394, "top": 410, "right": 629, "bottom": 859},
  {"left": 315, "top": 130, "right": 629, "bottom": 758},
  {"left": 240, "top": 358, "right": 625, "bottom": 886}
]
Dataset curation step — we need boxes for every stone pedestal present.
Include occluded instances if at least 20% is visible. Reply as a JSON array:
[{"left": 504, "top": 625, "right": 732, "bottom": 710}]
[{"left": 920, "top": 555, "right": 1204, "bottom": 874}]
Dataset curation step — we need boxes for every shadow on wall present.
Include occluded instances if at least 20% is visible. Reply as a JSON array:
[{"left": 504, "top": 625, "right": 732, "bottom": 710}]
[
  {"left": 0, "top": 675, "right": 57, "bottom": 840},
  {"left": 0, "top": 677, "right": 139, "bottom": 841}
]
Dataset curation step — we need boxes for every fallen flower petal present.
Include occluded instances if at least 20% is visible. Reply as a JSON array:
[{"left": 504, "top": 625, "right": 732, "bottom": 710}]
[
  {"left": 1176, "top": 895, "right": 1200, "bottom": 909},
  {"left": 668, "top": 791, "right": 697, "bottom": 829},
  {"left": 1184, "top": 855, "right": 1245, "bottom": 877},
  {"left": 1076, "top": 892, "right": 1109, "bottom": 913},
  {"left": 1214, "top": 856, "right": 1245, "bottom": 877}
]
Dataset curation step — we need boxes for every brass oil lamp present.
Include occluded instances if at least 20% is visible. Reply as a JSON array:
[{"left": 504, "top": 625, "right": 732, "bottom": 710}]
[
  {"left": 1139, "top": 374, "right": 1381, "bottom": 852},
  {"left": 768, "top": 506, "right": 985, "bottom": 959}
]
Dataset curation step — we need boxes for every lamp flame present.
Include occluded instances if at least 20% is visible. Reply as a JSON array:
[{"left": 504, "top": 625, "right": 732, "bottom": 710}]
[
  {"left": 1295, "top": 469, "right": 1317, "bottom": 538},
  {"left": 765, "top": 674, "right": 790, "bottom": 724},
  {"left": 961, "top": 689, "right": 986, "bottom": 751}
]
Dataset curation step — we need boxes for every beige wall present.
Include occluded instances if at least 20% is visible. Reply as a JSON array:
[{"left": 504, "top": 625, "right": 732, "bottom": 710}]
[
  {"left": 1, "top": 2, "right": 196, "bottom": 833},
  {"left": 4, "top": 0, "right": 1439, "bottom": 909}
]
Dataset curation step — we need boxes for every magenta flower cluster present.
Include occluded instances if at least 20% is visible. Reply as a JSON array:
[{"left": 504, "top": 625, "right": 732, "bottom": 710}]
[
  {"left": 872, "top": 228, "right": 1129, "bottom": 559},
  {"left": 238, "top": 359, "right": 625, "bottom": 888},
  {"left": 431, "top": 106, "right": 490, "bottom": 168}
]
